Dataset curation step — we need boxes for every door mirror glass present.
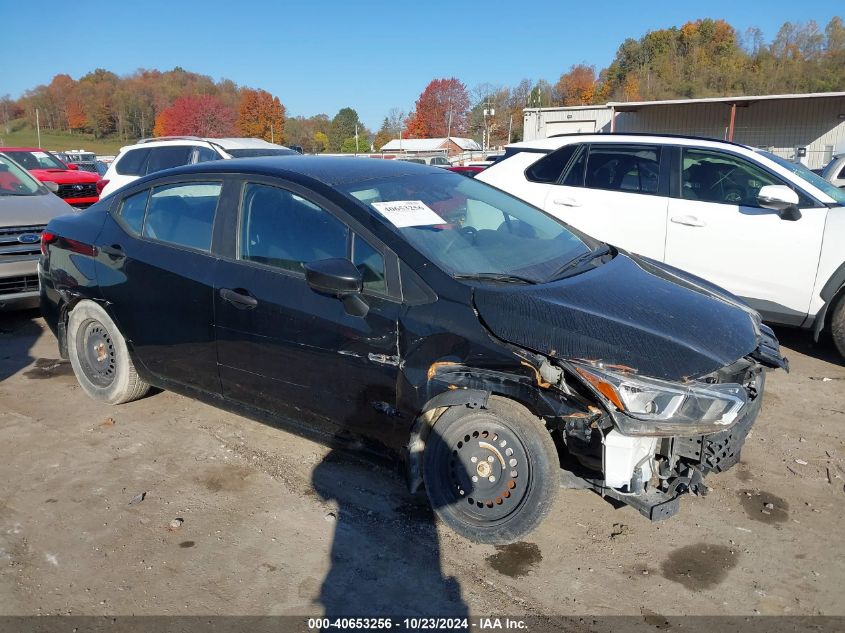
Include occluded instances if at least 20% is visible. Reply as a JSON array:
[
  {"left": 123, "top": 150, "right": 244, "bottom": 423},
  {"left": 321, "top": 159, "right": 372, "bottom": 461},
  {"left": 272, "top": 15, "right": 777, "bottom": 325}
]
[
  {"left": 757, "top": 184, "right": 799, "bottom": 210},
  {"left": 305, "top": 258, "right": 363, "bottom": 296},
  {"left": 758, "top": 185, "right": 802, "bottom": 220},
  {"left": 305, "top": 258, "right": 368, "bottom": 316}
]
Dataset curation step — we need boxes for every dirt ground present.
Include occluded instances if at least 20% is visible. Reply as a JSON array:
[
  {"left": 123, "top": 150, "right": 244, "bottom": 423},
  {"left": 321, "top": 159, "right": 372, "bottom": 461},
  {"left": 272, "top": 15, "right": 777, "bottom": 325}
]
[{"left": 0, "top": 308, "right": 843, "bottom": 624}]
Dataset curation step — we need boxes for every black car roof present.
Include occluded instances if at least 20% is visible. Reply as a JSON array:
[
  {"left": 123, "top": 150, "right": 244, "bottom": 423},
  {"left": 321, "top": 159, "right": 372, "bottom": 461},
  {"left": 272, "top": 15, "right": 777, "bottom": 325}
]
[{"left": 156, "top": 155, "right": 445, "bottom": 187}]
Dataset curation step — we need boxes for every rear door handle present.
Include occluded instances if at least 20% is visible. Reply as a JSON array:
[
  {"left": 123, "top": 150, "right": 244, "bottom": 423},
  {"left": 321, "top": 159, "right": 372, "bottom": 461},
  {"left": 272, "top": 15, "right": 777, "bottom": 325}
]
[
  {"left": 670, "top": 215, "right": 706, "bottom": 227},
  {"left": 99, "top": 244, "right": 125, "bottom": 259},
  {"left": 219, "top": 288, "right": 258, "bottom": 309},
  {"left": 552, "top": 197, "right": 581, "bottom": 207}
]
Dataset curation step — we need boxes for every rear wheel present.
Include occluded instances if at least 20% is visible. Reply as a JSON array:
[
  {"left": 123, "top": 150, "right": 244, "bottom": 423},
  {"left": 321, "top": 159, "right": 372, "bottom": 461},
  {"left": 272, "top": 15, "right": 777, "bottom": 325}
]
[
  {"left": 422, "top": 396, "right": 558, "bottom": 544},
  {"left": 67, "top": 300, "right": 150, "bottom": 404},
  {"left": 831, "top": 293, "right": 845, "bottom": 360}
]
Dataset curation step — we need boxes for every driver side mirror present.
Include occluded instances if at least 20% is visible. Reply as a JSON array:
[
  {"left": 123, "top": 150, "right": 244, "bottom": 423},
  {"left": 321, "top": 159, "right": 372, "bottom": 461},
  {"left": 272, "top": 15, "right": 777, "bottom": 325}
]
[
  {"left": 304, "top": 258, "right": 368, "bottom": 317},
  {"left": 66, "top": 163, "right": 79, "bottom": 171},
  {"left": 757, "top": 185, "right": 801, "bottom": 221},
  {"left": 43, "top": 181, "right": 59, "bottom": 193}
]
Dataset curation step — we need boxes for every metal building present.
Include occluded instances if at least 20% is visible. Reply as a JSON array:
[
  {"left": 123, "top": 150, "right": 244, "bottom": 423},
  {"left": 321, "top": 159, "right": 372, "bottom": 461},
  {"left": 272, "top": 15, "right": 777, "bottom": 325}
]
[{"left": 523, "top": 92, "right": 845, "bottom": 169}]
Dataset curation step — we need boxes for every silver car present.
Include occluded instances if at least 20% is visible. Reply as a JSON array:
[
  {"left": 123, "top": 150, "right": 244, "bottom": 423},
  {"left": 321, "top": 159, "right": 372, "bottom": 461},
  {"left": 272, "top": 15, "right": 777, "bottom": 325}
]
[
  {"left": 822, "top": 154, "right": 845, "bottom": 189},
  {"left": 0, "top": 153, "right": 75, "bottom": 309}
]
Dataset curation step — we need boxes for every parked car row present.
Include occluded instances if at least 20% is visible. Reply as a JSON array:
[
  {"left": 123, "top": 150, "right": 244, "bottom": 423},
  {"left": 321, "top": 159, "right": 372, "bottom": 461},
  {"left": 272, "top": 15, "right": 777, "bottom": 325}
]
[{"left": 5, "top": 128, "right": 842, "bottom": 544}]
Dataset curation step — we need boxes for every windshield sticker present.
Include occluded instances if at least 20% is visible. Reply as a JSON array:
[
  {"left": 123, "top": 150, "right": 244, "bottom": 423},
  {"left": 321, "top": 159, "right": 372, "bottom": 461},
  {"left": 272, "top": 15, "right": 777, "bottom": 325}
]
[{"left": 371, "top": 200, "right": 445, "bottom": 228}]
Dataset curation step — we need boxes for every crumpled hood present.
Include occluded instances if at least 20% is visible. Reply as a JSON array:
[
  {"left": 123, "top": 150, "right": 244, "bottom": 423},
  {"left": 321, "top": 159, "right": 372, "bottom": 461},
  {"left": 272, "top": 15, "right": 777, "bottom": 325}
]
[{"left": 472, "top": 253, "right": 760, "bottom": 381}]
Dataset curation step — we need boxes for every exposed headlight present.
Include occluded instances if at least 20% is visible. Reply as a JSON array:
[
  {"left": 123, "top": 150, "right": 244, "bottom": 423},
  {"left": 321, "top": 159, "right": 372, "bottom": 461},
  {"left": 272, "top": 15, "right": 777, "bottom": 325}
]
[{"left": 567, "top": 361, "right": 748, "bottom": 436}]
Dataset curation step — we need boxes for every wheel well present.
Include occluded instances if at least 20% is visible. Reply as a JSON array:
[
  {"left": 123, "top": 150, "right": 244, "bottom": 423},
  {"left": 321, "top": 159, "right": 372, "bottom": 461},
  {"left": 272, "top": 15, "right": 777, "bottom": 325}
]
[{"left": 404, "top": 391, "right": 553, "bottom": 494}]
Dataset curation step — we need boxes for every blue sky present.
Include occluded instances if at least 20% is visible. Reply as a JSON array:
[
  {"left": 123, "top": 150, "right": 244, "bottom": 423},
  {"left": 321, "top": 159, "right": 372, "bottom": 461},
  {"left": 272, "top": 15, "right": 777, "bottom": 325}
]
[{"left": 3, "top": 0, "right": 840, "bottom": 129}]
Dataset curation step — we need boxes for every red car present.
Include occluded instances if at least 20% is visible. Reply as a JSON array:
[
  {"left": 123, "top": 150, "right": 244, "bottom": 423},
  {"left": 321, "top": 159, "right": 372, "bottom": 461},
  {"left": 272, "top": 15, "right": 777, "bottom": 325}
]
[
  {"left": 0, "top": 147, "right": 101, "bottom": 208},
  {"left": 447, "top": 165, "right": 486, "bottom": 178}
]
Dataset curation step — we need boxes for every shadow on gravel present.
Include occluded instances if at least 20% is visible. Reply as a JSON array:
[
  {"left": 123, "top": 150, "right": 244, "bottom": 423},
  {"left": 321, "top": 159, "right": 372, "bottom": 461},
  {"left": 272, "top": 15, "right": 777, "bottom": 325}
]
[
  {"left": 312, "top": 431, "right": 468, "bottom": 619},
  {"left": 770, "top": 325, "right": 843, "bottom": 367},
  {"left": 0, "top": 308, "right": 43, "bottom": 383}
]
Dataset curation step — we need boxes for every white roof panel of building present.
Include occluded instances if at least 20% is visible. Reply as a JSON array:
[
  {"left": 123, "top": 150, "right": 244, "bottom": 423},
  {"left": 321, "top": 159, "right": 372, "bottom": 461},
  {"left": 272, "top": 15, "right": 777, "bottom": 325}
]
[
  {"left": 380, "top": 137, "right": 481, "bottom": 152},
  {"left": 607, "top": 91, "right": 845, "bottom": 109}
]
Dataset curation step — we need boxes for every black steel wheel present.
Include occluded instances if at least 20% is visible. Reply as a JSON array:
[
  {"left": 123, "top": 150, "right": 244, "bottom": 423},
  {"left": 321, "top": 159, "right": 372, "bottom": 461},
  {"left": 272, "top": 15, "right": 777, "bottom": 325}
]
[
  {"left": 67, "top": 300, "right": 150, "bottom": 405},
  {"left": 423, "top": 396, "right": 558, "bottom": 544},
  {"left": 76, "top": 319, "right": 117, "bottom": 387}
]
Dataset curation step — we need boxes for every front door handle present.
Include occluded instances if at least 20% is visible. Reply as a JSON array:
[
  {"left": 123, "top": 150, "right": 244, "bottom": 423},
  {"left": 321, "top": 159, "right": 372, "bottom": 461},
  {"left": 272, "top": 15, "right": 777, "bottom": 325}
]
[
  {"left": 219, "top": 288, "right": 258, "bottom": 310},
  {"left": 670, "top": 215, "right": 706, "bottom": 227},
  {"left": 552, "top": 197, "right": 581, "bottom": 207}
]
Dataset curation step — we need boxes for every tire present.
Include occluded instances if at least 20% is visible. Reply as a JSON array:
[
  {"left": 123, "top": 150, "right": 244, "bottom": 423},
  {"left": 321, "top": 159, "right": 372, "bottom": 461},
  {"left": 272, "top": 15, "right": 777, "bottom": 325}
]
[
  {"left": 422, "top": 396, "right": 559, "bottom": 544},
  {"left": 67, "top": 300, "right": 150, "bottom": 405},
  {"left": 832, "top": 293, "right": 845, "bottom": 360}
]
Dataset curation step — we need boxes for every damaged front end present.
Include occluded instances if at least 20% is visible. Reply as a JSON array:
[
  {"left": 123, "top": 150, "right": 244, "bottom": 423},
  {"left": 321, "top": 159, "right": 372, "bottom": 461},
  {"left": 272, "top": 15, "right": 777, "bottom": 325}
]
[{"left": 549, "top": 326, "right": 786, "bottom": 521}]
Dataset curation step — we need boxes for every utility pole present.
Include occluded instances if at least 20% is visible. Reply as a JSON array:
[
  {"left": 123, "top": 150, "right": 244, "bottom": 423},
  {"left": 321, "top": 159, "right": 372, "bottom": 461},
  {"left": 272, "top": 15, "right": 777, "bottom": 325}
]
[
  {"left": 508, "top": 115, "right": 513, "bottom": 144},
  {"left": 270, "top": 123, "right": 274, "bottom": 144},
  {"left": 36, "top": 108, "right": 41, "bottom": 148},
  {"left": 355, "top": 124, "right": 359, "bottom": 154}
]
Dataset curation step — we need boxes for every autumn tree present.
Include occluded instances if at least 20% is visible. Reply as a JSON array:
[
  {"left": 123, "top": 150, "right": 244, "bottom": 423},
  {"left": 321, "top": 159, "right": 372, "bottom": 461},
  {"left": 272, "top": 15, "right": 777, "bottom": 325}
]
[
  {"left": 153, "top": 94, "right": 236, "bottom": 137},
  {"left": 555, "top": 64, "right": 598, "bottom": 105},
  {"left": 238, "top": 88, "right": 286, "bottom": 142},
  {"left": 405, "top": 78, "right": 470, "bottom": 138},
  {"left": 328, "top": 107, "right": 363, "bottom": 151}
]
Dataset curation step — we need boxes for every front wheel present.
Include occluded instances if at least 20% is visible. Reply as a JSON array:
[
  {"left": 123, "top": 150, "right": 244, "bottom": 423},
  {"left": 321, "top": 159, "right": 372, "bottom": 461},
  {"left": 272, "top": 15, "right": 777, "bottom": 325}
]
[
  {"left": 67, "top": 300, "right": 150, "bottom": 405},
  {"left": 422, "top": 396, "right": 559, "bottom": 544}
]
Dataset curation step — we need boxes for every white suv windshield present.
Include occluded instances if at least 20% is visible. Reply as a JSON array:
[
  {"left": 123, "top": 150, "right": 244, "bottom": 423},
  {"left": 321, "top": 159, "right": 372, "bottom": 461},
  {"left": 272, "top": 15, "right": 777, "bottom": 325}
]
[
  {"left": 341, "top": 172, "right": 596, "bottom": 283},
  {"left": 759, "top": 151, "right": 845, "bottom": 206}
]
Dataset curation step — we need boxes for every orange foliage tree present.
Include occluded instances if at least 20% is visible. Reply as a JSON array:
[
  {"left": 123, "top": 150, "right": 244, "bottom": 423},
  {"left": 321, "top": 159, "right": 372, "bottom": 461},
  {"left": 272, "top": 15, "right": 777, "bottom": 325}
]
[
  {"left": 404, "top": 78, "right": 469, "bottom": 138},
  {"left": 153, "top": 94, "right": 236, "bottom": 137},
  {"left": 555, "top": 64, "right": 598, "bottom": 105},
  {"left": 237, "top": 88, "right": 286, "bottom": 142}
]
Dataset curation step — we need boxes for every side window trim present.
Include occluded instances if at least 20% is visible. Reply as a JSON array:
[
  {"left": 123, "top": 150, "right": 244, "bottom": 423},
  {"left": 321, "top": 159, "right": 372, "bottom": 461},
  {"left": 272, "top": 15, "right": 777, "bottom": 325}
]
[
  {"left": 225, "top": 176, "right": 402, "bottom": 301},
  {"left": 555, "top": 143, "right": 587, "bottom": 187}
]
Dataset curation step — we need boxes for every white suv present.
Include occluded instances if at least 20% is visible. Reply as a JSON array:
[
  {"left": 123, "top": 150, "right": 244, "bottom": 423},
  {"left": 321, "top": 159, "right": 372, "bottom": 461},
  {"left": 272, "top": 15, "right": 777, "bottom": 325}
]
[
  {"left": 478, "top": 134, "right": 845, "bottom": 357},
  {"left": 100, "top": 137, "right": 296, "bottom": 198}
]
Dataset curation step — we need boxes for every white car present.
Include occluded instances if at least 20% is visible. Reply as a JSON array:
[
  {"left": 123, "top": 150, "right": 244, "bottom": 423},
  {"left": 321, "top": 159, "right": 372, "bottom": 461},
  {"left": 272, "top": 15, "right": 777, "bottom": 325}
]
[
  {"left": 478, "top": 133, "right": 845, "bottom": 357},
  {"left": 100, "top": 137, "right": 296, "bottom": 198},
  {"left": 822, "top": 153, "right": 845, "bottom": 189}
]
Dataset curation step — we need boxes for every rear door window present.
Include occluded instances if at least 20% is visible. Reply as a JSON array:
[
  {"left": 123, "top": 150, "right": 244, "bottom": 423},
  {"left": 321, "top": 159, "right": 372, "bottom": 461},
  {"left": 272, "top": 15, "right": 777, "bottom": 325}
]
[
  {"left": 145, "top": 146, "right": 194, "bottom": 175},
  {"left": 525, "top": 144, "right": 578, "bottom": 183},
  {"left": 142, "top": 182, "right": 221, "bottom": 251},
  {"left": 115, "top": 148, "right": 151, "bottom": 176},
  {"left": 117, "top": 189, "right": 150, "bottom": 234},
  {"left": 584, "top": 145, "right": 661, "bottom": 194}
]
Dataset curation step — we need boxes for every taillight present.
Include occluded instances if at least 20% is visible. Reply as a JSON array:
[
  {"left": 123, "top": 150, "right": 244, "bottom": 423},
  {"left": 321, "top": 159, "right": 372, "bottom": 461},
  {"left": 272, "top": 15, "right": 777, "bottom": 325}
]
[
  {"left": 40, "top": 232, "right": 96, "bottom": 257},
  {"left": 96, "top": 179, "right": 109, "bottom": 195},
  {"left": 40, "top": 231, "right": 57, "bottom": 256}
]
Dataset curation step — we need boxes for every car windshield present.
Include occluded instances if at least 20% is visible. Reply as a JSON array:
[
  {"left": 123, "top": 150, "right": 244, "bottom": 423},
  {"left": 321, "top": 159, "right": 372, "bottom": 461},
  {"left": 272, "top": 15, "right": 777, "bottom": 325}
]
[
  {"left": 225, "top": 148, "right": 298, "bottom": 158},
  {"left": 340, "top": 171, "right": 597, "bottom": 283},
  {"left": 3, "top": 150, "right": 68, "bottom": 171},
  {"left": 759, "top": 150, "right": 845, "bottom": 205},
  {"left": 0, "top": 154, "right": 44, "bottom": 196}
]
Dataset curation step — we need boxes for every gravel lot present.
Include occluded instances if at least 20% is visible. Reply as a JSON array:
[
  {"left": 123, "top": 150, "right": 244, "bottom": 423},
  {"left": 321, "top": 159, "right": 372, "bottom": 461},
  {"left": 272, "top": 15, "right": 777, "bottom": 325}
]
[{"left": 0, "top": 308, "right": 843, "bottom": 624}]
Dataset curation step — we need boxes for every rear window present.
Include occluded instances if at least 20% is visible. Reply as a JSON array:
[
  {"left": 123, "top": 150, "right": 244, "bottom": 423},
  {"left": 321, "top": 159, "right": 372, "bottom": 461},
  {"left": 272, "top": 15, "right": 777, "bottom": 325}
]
[
  {"left": 115, "top": 148, "right": 151, "bottom": 176},
  {"left": 145, "top": 146, "right": 194, "bottom": 175}
]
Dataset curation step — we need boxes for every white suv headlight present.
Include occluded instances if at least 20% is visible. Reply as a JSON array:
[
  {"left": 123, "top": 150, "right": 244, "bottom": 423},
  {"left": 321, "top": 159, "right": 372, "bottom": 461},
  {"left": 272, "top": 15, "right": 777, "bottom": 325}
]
[{"left": 568, "top": 361, "right": 748, "bottom": 436}]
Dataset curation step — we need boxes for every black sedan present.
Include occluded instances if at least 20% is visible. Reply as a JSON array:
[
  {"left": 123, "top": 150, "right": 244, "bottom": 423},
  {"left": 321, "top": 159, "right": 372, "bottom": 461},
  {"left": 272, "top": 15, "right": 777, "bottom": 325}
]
[{"left": 40, "top": 157, "right": 787, "bottom": 543}]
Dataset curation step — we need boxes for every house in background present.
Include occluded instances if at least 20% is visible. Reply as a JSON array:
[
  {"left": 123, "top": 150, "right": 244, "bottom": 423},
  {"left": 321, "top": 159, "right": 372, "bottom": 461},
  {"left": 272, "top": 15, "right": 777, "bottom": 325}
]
[{"left": 379, "top": 137, "right": 481, "bottom": 158}]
